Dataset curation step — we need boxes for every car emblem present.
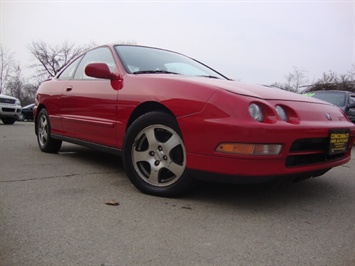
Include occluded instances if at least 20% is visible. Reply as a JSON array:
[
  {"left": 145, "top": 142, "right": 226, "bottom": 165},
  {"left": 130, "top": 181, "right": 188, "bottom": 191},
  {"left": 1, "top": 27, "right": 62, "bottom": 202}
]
[{"left": 325, "top": 113, "right": 332, "bottom": 121}]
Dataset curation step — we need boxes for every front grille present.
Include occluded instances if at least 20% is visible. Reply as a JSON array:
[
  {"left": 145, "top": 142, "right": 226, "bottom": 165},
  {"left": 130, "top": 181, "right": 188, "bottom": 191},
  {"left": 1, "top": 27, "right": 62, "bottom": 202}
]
[
  {"left": 0, "top": 98, "right": 16, "bottom": 104},
  {"left": 2, "top": 108, "right": 15, "bottom": 112},
  {"left": 286, "top": 137, "right": 346, "bottom": 167}
]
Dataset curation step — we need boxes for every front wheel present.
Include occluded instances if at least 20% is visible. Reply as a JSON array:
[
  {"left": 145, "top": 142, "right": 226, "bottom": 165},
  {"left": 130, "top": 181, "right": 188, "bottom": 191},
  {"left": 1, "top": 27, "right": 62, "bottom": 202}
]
[
  {"left": 122, "top": 112, "right": 193, "bottom": 197},
  {"left": 36, "top": 109, "right": 62, "bottom": 153}
]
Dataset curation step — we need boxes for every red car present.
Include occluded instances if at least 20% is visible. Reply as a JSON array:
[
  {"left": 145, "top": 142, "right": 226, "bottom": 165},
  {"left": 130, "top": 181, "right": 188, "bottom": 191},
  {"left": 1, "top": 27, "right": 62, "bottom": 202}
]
[{"left": 34, "top": 45, "right": 355, "bottom": 197}]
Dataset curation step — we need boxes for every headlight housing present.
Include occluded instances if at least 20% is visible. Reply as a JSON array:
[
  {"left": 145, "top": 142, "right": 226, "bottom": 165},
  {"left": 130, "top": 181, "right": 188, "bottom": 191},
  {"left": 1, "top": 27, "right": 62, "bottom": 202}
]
[
  {"left": 275, "top": 105, "right": 288, "bottom": 121},
  {"left": 248, "top": 103, "right": 264, "bottom": 122}
]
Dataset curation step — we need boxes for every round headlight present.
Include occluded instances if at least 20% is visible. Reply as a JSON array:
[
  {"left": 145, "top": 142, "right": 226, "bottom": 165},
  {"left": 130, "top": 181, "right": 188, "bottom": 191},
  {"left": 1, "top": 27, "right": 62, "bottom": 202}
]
[
  {"left": 248, "top": 103, "right": 264, "bottom": 122},
  {"left": 275, "top": 105, "right": 288, "bottom": 121}
]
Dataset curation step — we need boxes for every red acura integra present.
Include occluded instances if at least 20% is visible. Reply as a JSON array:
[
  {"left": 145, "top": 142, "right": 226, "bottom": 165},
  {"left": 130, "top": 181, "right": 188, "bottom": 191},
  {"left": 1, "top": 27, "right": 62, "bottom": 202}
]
[{"left": 34, "top": 45, "right": 355, "bottom": 197}]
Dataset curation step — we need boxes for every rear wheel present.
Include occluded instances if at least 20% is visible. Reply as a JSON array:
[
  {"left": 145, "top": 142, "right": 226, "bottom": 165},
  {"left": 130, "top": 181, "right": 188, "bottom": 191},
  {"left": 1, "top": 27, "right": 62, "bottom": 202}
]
[
  {"left": 36, "top": 109, "right": 62, "bottom": 153},
  {"left": 123, "top": 112, "right": 193, "bottom": 197}
]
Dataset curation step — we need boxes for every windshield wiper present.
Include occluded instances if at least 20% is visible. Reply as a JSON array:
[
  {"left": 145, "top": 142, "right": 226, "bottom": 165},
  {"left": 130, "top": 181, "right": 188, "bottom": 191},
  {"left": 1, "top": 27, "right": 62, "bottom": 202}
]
[
  {"left": 197, "top": 75, "right": 220, "bottom": 79},
  {"left": 133, "top": 70, "right": 179, "bottom": 75}
]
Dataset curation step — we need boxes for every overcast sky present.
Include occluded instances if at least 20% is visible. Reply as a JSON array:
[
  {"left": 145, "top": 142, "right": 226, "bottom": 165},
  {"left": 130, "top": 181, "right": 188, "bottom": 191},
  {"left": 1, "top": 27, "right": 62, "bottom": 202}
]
[{"left": 1, "top": 0, "right": 354, "bottom": 85}]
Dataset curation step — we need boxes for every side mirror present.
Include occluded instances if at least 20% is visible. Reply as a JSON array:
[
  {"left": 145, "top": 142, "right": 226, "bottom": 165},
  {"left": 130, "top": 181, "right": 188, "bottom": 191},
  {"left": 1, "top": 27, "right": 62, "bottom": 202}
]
[
  {"left": 85, "top": 63, "right": 121, "bottom": 80},
  {"left": 85, "top": 63, "right": 123, "bottom": 90}
]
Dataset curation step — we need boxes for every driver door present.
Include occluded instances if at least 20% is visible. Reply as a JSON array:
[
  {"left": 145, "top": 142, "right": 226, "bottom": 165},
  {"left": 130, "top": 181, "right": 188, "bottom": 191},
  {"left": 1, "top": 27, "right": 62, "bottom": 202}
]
[{"left": 60, "top": 47, "right": 119, "bottom": 147}]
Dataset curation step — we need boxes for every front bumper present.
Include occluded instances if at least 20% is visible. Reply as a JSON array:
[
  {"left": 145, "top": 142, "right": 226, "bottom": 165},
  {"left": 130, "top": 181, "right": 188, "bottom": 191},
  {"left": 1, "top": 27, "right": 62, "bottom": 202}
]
[
  {"left": 0, "top": 106, "right": 22, "bottom": 119},
  {"left": 178, "top": 97, "right": 355, "bottom": 179}
]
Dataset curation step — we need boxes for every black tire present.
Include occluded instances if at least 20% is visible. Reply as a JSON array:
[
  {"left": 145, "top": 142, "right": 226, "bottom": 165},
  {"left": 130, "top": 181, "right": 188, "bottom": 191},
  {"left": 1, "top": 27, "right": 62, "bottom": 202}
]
[
  {"left": 1, "top": 118, "right": 16, "bottom": 124},
  {"left": 36, "top": 109, "right": 62, "bottom": 153},
  {"left": 122, "top": 111, "right": 193, "bottom": 197}
]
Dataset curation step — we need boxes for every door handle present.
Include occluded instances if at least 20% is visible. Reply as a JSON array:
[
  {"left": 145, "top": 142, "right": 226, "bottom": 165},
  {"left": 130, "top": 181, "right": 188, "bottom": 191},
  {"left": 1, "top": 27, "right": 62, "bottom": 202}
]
[{"left": 66, "top": 86, "right": 73, "bottom": 92}]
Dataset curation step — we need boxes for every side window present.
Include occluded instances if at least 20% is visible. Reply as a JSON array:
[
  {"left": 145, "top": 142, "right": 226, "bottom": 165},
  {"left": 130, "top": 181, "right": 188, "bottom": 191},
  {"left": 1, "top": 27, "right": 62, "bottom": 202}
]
[
  {"left": 74, "top": 47, "right": 116, "bottom": 80},
  {"left": 58, "top": 56, "right": 82, "bottom": 80}
]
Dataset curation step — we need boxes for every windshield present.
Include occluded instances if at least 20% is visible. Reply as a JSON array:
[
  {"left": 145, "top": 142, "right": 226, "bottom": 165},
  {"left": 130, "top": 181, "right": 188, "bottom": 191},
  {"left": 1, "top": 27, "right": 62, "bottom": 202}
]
[
  {"left": 115, "top": 45, "right": 228, "bottom": 80},
  {"left": 307, "top": 91, "right": 346, "bottom": 107}
]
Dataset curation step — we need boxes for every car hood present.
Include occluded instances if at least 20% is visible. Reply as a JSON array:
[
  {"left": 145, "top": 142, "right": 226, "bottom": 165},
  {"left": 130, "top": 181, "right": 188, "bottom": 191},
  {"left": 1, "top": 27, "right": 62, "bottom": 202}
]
[
  {"left": 144, "top": 75, "right": 326, "bottom": 105},
  {"left": 132, "top": 74, "right": 330, "bottom": 106},
  {"left": 0, "top": 94, "right": 18, "bottom": 100},
  {"left": 183, "top": 77, "right": 325, "bottom": 104}
]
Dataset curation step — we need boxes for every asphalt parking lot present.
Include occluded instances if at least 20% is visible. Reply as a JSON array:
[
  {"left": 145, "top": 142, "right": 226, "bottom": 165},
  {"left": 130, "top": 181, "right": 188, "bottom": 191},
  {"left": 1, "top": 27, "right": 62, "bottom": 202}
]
[{"left": 1, "top": 122, "right": 354, "bottom": 266}]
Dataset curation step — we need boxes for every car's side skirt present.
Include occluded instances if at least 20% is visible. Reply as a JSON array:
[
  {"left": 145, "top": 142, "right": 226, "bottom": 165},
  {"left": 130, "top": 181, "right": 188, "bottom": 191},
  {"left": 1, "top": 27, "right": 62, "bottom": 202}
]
[{"left": 51, "top": 134, "right": 122, "bottom": 156}]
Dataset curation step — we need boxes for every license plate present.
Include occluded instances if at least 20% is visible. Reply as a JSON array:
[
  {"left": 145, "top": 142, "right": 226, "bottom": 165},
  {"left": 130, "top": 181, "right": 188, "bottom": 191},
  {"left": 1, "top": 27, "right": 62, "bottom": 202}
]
[{"left": 329, "top": 129, "right": 350, "bottom": 155}]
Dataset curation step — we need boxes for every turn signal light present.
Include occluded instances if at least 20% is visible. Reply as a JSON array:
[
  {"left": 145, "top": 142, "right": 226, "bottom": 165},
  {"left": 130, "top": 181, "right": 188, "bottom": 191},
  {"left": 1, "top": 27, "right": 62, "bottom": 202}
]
[{"left": 216, "top": 143, "right": 282, "bottom": 155}]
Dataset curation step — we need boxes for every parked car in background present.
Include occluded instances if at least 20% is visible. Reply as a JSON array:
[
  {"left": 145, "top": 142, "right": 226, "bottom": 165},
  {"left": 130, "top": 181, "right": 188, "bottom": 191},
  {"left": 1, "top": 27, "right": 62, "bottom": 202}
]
[
  {"left": 0, "top": 94, "right": 22, "bottom": 124},
  {"left": 304, "top": 90, "right": 355, "bottom": 123},
  {"left": 18, "top": 103, "right": 35, "bottom": 121},
  {"left": 34, "top": 44, "right": 355, "bottom": 197}
]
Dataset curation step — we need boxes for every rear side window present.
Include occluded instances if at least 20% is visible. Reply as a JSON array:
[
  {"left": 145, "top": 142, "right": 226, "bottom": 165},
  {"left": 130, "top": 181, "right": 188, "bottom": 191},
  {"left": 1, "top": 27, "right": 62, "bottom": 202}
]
[{"left": 58, "top": 57, "right": 82, "bottom": 80}]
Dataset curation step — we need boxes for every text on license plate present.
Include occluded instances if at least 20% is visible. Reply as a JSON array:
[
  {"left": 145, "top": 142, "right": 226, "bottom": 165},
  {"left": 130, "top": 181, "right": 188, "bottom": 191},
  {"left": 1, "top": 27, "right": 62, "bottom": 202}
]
[{"left": 329, "top": 129, "right": 349, "bottom": 155}]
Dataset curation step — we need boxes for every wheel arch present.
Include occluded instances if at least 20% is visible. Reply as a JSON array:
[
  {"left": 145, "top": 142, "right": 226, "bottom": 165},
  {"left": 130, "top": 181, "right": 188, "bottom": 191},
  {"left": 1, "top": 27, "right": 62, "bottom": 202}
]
[{"left": 126, "top": 101, "right": 176, "bottom": 132}]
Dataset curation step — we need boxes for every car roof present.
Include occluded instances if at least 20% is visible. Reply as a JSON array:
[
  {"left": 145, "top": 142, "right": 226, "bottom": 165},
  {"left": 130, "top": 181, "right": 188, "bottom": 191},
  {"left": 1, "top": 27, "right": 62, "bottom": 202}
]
[{"left": 311, "top": 90, "right": 354, "bottom": 95}]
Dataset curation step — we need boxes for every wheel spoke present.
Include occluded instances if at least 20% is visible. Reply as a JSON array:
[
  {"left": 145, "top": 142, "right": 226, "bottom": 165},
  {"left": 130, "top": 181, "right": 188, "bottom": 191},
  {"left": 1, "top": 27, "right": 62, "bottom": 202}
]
[
  {"left": 166, "top": 161, "right": 185, "bottom": 177},
  {"left": 148, "top": 166, "right": 160, "bottom": 185},
  {"left": 144, "top": 127, "right": 158, "bottom": 150},
  {"left": 163, "top": 134, "right": 180, "bottom": 153},
  {"left": 43, "top": 130, "right": 48, "bottom": 141},
  {"left": 42, "top": 117, "right": 47, "bottom": 128},
  {"left": 133, "top": 150, "right": 151, "bottom": 163},
  {"left": 40, "top": 132, "right": 44, "bottom": 143}
]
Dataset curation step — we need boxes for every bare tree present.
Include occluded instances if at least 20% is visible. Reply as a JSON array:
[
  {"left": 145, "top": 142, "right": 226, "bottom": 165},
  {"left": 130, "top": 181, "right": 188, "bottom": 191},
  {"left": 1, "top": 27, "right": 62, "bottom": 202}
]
[
  {"left": 271, "top": 67, "right": 308, "bottom": 93},
  {"left": 115, "top": 40, "right": 137, "bottom": 45},
  {"left": 0, "top": 45, "right": 16, "bottom": 94},
  {"left": 21, "top": 83, "right": 38, "bottom": 106},
  {"left": 347, "top": 64, "right": 355, "bottom": 81},
  {"left": 28, "top": 41, "right": 94, "bottom": 79},
  {"left": 306, "top": 68, "right": 355, "bottom": 92},
  {"left": 4, "top": 66, "right": 37, "bottom": 105},
  {"left": 6, "top": 67, "right": 23, "bottom": 99},
  {"left": 284, "top": 67, "right": 309, "bottom": 93}
]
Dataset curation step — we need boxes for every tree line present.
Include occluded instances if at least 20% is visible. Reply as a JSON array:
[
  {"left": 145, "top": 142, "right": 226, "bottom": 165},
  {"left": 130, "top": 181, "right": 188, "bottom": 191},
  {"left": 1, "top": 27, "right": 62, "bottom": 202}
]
[
  {"left": 1, "top": 41, "right": 354, "bottom": 106},
  {"left": 271, "top": 66, "right": 355, "bottom": 93}
]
